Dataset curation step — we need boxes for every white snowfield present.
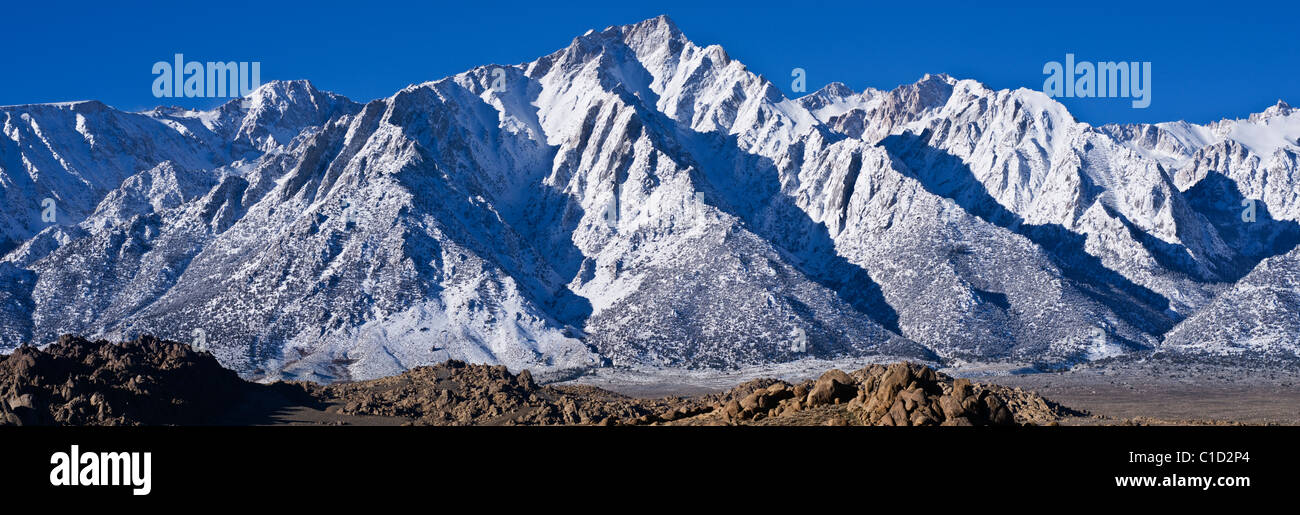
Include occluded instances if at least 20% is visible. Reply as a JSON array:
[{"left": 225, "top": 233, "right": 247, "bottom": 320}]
[{"left": 1, "top": 15, "right": 1297, "bottom": 382}]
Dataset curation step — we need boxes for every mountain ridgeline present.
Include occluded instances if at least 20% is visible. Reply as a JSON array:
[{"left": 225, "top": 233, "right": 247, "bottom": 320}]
[{"left": 2, "top": 16, "right": 1298, "bottom": 381}]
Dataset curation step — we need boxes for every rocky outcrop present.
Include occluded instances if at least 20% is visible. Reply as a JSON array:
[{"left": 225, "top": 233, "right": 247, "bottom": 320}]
[
  {"left": 322, "top": 360, "right": 714, "bottom": 426},
  {"left": 714, "top": 363, "right": 1067, "bottom": 426},
  {"left": 0, "top": 336, "right": 1069, "bottom": 426},
  {"left": 0, "top": 334, "right": 263, "bottom": 425}
]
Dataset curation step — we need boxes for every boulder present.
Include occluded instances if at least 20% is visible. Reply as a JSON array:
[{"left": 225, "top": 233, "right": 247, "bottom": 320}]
[
  {"left": 986, "top": 395, "right": 1014, "bottom": 425},
  {"left": 910, "top": 404, "right": 941, "bottom": 426},
  {"left": 7, "top": 394, "right": 33, "bottom": 410},
  {"left": 807, "top": 369, "right": 858, "bottom": 406},
  {"left": 889, "top": 398, "right": 911, "bottom": 427},
  {"left": 723, "top": 400, "right": 743, "bottom": 419},
  {"left": 517, "top": 370, "right": 536, "bottom": 391},
  {"left": 939, "top": 394, "right": 966, "bottom": 420},
  {"left": 879, "top": 364, "right": 915, "bottom": 396},
  {"left": 952, "top": 378, "right": 973, "bottom": 399},
  {"left": 899, "top": 387, "right": 926, "bottom": 411},
  {"left": 941, "top": 416, "right": 974, "bottom": 426}
]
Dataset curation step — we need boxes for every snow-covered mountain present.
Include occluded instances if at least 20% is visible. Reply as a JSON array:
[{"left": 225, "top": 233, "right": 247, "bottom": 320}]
[
  {"left": 1161, "top": 245, "right": 1300, "bottom": 361},
  {"left": 1, "top": 15, "right": 1296, "bottom": 380},
  {"left": 1101, "top": 101, "right": 1300, "bottom": 361}
]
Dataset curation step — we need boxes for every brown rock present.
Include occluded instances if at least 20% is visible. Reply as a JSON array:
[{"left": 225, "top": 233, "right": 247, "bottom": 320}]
[
  {"left": 986, "top": 395, "right": 1014, "bottom": 425},
  {"left": 941, "top": 416, "right": 974, "bottom": 426},
  {"left": 807, "top": 369, "right": 858, "bottom": 406},
  {"left": 899, "top": 387, "right": 926, "bottom": 411},
  {"left": 960, "top": 396, "right": 987, "bottom": 422},
  {"left": 660, "top": 408, "right": 684, "bottom": 421},
  {"left": 7, "top": 394, "right": 33, "bottom": 410},
  {"left": 889, "top": 398, "right": 911, "bottom": 427},
  {"left": 723, "top": 400, "right": 743, "bottom": 418},
  {"left": 952, "top": 378, "right": 973, "bottom": 399},
  {"left": 517, "top": 369, "right": 536, "bottom": 391},
  {"left": 910, "top": 404, "right": 940, "bottom": 426},
  {"left": 939, "top": 395, "right": 965, "bottom": 420},
  {"left": 879, "top": 364, "right": 914, "bottom": 396}
]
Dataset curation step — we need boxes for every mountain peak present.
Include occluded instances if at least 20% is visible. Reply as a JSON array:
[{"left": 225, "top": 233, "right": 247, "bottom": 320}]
[
  {"left": 919, "top": 73, "right": 957, "bottom": 85},
  {"left": 1266, "top": 99, "right": 1294, "bottom": 116},
  {"left": 241, "top": 79, "right": 358, "bottom": 109},
  {"left": 614, "top": 14, "right": 687, "bottom": 52},
  {"left": 816, "top": 81, "right": 855, "bottom": 98},
  {"left": 245, "top": 79, "right": 327, "bottom": 102},
  {"left": 1249, "top": 99, "right": 1296, "bottom": 124},
  {"left": 628, "top": 14, "right": 681, "bottom": 35}
]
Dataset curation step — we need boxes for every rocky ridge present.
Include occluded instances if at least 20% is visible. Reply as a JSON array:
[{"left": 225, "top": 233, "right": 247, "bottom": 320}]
[
  {"left": 0, "top": 336, "right": 1068, "bottom": 426},
  {"left": 0, "top": 335, "right": 269, "bottom": 425}
]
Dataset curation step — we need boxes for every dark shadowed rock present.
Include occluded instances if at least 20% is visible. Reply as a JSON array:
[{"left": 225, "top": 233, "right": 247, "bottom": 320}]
[{"left": 0, "top": 335, "right": 255, "bottom": 425}]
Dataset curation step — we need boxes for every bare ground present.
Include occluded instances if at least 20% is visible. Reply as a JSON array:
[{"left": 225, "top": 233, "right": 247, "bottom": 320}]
[{"left": 973, "top": 362, "right": 1300, "bottom": 425}]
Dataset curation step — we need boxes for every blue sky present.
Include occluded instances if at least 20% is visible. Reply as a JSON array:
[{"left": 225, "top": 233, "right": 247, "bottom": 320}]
[{"left": 4, "top": 0, "right": 1296, "bottom": 125}]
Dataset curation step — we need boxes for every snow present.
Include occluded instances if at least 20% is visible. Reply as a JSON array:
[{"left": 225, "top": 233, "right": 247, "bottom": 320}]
[{"left": 1225, "top": 112, "right": 1300, "bottom": 157}]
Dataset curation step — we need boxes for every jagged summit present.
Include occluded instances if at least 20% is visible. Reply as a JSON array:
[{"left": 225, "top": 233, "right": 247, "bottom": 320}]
[
  {"left": 1250, "top": 98, "right": 1296, "bottom": 123},
  {"left": 818, "top": 81, "right": 854, "bottom": 96},
  {"left": 918, "top": 72, "right": 957, "bottom": 84},
  {"left": 623, "top": 13, "right": 683, "bottom": 36}
]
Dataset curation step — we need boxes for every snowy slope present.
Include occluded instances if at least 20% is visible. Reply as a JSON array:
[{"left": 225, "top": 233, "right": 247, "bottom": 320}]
[{"left": 1163, "top": 246, "right": 1300, "bottom": 360}]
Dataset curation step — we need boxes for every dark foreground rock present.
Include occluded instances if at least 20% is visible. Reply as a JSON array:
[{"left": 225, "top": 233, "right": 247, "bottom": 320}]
[
  {"left": 1, "top": 335, "right": 1071, "bottom": 426},
  {"left": 0, "top": 335, "right": 273, "bottom": 425}
]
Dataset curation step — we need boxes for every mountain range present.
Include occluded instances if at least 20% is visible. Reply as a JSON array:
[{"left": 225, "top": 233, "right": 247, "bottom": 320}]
[{"left": 1, "top": 15, "right": 1297, "bottom": 381}]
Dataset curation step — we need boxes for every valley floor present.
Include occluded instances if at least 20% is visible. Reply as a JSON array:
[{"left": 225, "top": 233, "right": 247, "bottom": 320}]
[
  {"left": 976, "top": 363, "right": 1300, "bottom": 425},
  {"left": 560, "top": 358, "right": 1300, "bottom": 426}
]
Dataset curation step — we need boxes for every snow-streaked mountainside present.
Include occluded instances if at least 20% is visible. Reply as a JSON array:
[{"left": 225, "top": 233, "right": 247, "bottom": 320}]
[{"left": 1, "top": 16, "right": 1297, "bottom": 380}]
